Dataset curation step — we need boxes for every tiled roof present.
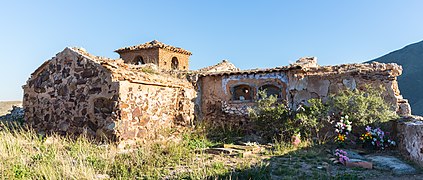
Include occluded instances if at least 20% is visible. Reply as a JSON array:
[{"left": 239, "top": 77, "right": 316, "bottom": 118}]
[{"left": 114, "top": 40, "right": 192, "bottom": 55}]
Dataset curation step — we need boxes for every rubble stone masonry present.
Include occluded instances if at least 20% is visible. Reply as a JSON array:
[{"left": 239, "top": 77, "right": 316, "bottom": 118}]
[
  {"left": 23, "top": 47, "right": 196, "bottom": 141},
  {"left": 397, "top": 116, "right": 423, "bottom": 167}
]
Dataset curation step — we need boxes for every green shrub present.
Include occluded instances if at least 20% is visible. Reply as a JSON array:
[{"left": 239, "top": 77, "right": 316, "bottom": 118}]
[
  {"left": 248, "top": 91, "right": 291, "bottom": 141},
  {"left": 249, "top": 86, "right": 398, "bottom": 143},
  {"left": 295, "top": 98, "right": 330, "bottom": 142},
  {"left": 327, "top": 86, "right": 398, "bottom": 127}
]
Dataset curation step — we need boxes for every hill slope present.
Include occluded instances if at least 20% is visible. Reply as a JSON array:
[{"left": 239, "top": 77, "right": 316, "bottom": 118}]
[{"left": 369, "top": 40, "right": 423, "bottom": 115}]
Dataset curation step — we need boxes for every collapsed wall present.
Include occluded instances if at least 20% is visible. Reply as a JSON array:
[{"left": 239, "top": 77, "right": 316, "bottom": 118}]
[
  {"left": 197, "top": 57, "right": 411, "bottom": 127},
  {"left": 287, "top": 58, "right": 410, "bottom": 115}
]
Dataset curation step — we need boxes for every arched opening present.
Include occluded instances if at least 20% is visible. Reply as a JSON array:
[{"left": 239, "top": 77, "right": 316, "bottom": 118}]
[
  {"left": 259, "top": 84, "right": 281, "bottom": 99},
  {"left": 171, "top": 57, "right": 179, "bottom": 70},
  {"left": 134, "top": 56, "right": 145, "bottom": 65},
  {"left": 232, "top": 85, "right": 252, "bottom": 101}
]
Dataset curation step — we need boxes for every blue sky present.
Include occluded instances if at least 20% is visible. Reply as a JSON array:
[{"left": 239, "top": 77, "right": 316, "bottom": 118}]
[{"left": 1, "top": 1, "right": 423, "bottom": 101}]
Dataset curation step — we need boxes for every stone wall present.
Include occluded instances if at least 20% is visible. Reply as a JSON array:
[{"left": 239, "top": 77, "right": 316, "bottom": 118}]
[
  {"left": 118, "top": 48, "right": 160, "bottom": 65},
  {"left": 23, "top": 48, "right": 119, "bottom": 139},
  {"left": 117, "top": 48, "right": 190, "bottom": 71},
  {"left": 199, "top": 72, "right": 288, "bottom": 121},
  {"left": 158, "top": 48, "right": 190, "bottom": 70},
  {"left": 24, "top": 47, "right": 197, "bottom": 142},
  {"left": 287, "top": 62, "right": 409, "bottom": 116},
  {"left": 197, "top": 60, "right": 410, "bottom": 126},
  {"left": 198, "top": 75, "right": 251, "bottom": 127},
  {"left": 397, "top": 116, "right": 423, "bottom": 167},
  {"left": 288, "top": 70, "right": 400, "bottom": 111},
  {"left": 116, "top": 40, "right": 191, "bottom": 71},
  {"left": 116, "top": 80, "right": 196, "bottom": 142}
]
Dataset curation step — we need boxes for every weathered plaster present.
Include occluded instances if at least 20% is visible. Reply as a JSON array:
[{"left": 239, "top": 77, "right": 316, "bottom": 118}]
[{"left": 222, "top": 72, "right": 288, "bottom": 95}]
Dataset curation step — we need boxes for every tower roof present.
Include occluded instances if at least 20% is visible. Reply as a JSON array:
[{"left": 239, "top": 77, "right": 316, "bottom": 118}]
[{"left": 114, "top": 40, "right": 192, "bottom": 55}]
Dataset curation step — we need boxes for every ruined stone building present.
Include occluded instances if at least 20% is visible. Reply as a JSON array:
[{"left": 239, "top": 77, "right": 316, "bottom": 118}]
[{"left": 23, "top": 40, "right": 412, "bottom": 142}]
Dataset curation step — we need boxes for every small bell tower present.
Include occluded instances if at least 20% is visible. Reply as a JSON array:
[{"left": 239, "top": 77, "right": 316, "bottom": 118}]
[{"left": 114, "top": 40, "right": 192, "bottom": 70}]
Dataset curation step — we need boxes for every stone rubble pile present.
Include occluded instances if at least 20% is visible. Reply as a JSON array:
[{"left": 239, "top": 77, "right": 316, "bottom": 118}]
[
  {"left": 0, "top": 106, "right": 24, "bottom": 121},
  {"left": 221, "top": 101, "right": 250, "bottom": 116}
]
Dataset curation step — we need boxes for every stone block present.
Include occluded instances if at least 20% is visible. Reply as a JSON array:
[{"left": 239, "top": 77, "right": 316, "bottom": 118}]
[
  {"left": 366, "top": 155, "right": 417, "bottom": 175},
  {"left": 398, "top": 102, "right": 412, "bottom": 116},
  {"left": 345, "top": 159, "right": 373, "bottom": 169},
  {"left": 397, "top": 118, "right": 423, "bottom": 167}
]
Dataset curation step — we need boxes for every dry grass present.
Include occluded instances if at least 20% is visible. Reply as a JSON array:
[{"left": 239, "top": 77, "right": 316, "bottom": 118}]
[
  {"left": 0, "top": 123, "right": 380, "bottom": 179},
  {"left": 0, "top": 124, "right": 269, "bottom": 179}
]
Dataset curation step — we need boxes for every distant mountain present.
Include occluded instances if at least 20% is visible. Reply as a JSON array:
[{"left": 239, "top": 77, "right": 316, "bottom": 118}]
[{"left": 369, "top": 40, "right": 423, "bottom": 115}]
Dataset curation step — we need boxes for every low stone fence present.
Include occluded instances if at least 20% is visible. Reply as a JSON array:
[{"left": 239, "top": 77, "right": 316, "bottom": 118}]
[{"left": 397, "top": 116, "right": 423, "bottom": 167}]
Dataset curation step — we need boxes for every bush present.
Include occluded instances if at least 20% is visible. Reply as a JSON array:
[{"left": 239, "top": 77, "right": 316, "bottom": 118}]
[
  {"left": 248, "top": 91, "right": 325, "bottom": 142},
  {"left": 327, "top": 86, "right": 398, "bottom": 127},
  {"left": 248, "top": 91, "right": 291, "bottom": 141},
  {"left": 249, "top": 86, "right": 398, "bottom": 143},
  {"left": 294, "top": 98, "right": 330, "bottom": 142}
]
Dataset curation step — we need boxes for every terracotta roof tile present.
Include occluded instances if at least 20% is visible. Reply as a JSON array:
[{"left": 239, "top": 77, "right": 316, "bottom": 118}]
[{"left": 114, "top": 40, "right": 192, "bottom": 55}]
